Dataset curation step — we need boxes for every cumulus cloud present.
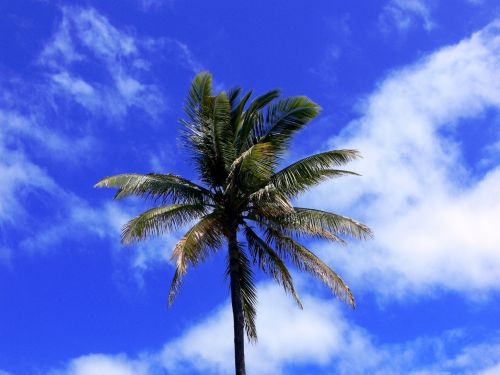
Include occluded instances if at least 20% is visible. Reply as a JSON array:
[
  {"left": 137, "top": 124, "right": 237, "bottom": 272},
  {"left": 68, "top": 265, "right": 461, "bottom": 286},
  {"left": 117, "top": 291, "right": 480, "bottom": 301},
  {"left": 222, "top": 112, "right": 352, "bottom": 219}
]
[
  {"left": 301, "top": 21, "right": 500, "bottom": 296},
  {"left": 160, "top": 283, "right": 369, "bottom": 375},
  {"left": 49, "top": 283, "right": 500, "bottom": 375},
  {"left": 49, "top": 354, "right": 151, "bottom": 375},
  {"left": 380, "top": 0, "right": 434, "bottom": 32},
  {"left": 160, "top": 283, "right": 500, "bottom": 374}
]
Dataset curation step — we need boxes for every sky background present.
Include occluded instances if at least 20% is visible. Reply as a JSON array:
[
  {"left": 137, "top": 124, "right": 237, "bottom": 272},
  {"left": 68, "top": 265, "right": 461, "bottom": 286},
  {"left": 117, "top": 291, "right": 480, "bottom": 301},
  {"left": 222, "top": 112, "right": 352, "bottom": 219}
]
[{"left": 1, "top": 0, "right": 499, "bottom": 374}]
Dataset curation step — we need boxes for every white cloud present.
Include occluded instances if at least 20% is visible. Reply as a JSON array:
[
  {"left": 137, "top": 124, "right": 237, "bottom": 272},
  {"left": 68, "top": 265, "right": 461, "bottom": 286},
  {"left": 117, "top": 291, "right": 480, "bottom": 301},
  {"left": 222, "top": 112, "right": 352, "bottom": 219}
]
[
  {"left": 52, "top": 72, "right": 95, "bottom": 95},
  {"left": 170, "top": 40, "right": 204, "bottom": 74},
  {"left": 137, "top": 0, "right": 174, "bottom": 11},
  {"left": 39, "top": 7, "right": 165, "bottom": 119},
  {"left": 0, "top": 108, "right": 94, "bottom": 158},
  {"left": 39, "top": 7, "right": 136, "bottom": 65},
  {"left": 160, "top": 283, "right": 364, "bottom": 375},
  {"left": 0, "top": 6, "right": 193, "bottom": 256},
  {"left": 301, "top": 21, "right": 500, "bottom": 296},
  {"left": 0, "top": 108, "right": 96, "bottom": 225},
  {"left": 49, "top": 282, "right": 500, "bottom": 375},
  {"left": 0, "top": 109, "right": 171, "bottom": 267},
  {"left": 159, "top": 283, "right": 500, "bottom": 374},
  {"left": 16, "top": 193, "right": 177, "bottom": 279},
  {"left": 380, "top": 0, "right": 434, "bottom": 32},
  {"left": 50, "top": 354, "right": 150, "bottom": 375},
  {"left": 0, "top": 142, "right": 56, "bottom": 224},
  {"left": 37, "top": 7, "right": 203, "bottom": 120}
]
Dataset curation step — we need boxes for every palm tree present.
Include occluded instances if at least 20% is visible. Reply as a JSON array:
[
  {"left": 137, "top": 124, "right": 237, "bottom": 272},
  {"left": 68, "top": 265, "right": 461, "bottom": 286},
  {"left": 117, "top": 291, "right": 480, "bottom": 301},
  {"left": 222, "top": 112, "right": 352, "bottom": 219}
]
[{"left": 95, "top": 72, "right": 372, "bottom": 375}]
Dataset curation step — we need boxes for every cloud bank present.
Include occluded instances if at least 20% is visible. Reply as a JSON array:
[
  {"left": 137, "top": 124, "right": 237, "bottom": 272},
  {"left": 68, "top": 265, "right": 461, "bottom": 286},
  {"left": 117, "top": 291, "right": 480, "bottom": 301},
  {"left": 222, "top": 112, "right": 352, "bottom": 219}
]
[
  {"left": 301, "top": 20, "right": 500, "bottom": 297},
  {"left": 49, "top": 283, "right": 500, "bottom": 375}
]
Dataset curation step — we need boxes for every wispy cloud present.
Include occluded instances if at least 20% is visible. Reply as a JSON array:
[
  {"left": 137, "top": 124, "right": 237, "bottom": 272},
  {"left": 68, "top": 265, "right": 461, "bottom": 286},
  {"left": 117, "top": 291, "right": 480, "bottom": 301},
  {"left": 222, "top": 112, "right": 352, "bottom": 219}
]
[
  {"left": 39, "top": 7, "right": 166, "bottom": 119},
  {"left": 302, "top": 20, "right": 500, "bottom": 297},
  {"left": 0, "top": 5, "right": 202, "bottom": 270},
  {"left": 17, "top": 193, "right": 178, "bottom": 277},
  {"left": 37, "top": 6, "right": 204, "bottom": 119},
  {"left": 380, "top": 0, "right": 435, "bottom": 33},
  {"left": 136, "top": 0, "right": 174, "bottom": 11},
  {"left": 0, "top": 111, "right": 58, "bottom": 224}
]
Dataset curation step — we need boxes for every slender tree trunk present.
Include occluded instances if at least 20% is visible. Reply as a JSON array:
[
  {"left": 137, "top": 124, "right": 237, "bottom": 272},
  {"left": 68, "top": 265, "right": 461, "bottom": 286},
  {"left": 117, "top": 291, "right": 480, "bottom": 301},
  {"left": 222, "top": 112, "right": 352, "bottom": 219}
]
[{"left": 228, "top": 227, "right": 246, "bottom": 375}]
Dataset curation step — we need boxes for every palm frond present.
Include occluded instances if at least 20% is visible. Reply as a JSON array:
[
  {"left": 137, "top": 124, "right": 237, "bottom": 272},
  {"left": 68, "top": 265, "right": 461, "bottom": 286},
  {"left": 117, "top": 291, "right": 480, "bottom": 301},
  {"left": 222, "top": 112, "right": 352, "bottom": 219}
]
[
  {"left": 231, "top": 90, "right": 253, "bottom": 135},
  {"left": 244, "top": 225, "right": 302, "bottom": 308},
  {"left": 264, "top": 227, "right": 355, "bottom": 307},
  {"left": 289, "top": 208, "right": 373, "bottom": 240},
  {"left": 184, "top": 71, "right": 213, "bottom": 123},
  {"left": 226, "top": 246, "right": 258, "bottom": 342},
  {"left": 266, "top": 149, "right": 361, "bottom": 196},
  {"left": 168, "top": 266, "right": 184, "bottom": 306},
  {"left": 180, "top": 73, "right": 227, "bottom": 187},
  {"left": 212, "top": 91, "right": 236, "bottom": 170},
  {"left": 247, "top": 212, "right": 345, "bottom": 244},
  {"left": 257, "top": 96, "right": 320, "bottom": 153},
  {"left": 248, "top": 186, "right": 294, "bottom": 217},
  {"left": 227, "top": 86, "right": 242, "bottom": 105},
  {"left": 121, "top": 204, "right": 208, "bottom": 245},
  {"left": 95, "top": 173, "right": 214, "bottom": 204},
  {"left": 168, "top": 213, "right": 224, "bottom": 304},
  {"left": 227, "top": 143, "right": 276, "bottom": 191},
  {"left": 238, "top": 90, "right": 280, "bottom": 150}
]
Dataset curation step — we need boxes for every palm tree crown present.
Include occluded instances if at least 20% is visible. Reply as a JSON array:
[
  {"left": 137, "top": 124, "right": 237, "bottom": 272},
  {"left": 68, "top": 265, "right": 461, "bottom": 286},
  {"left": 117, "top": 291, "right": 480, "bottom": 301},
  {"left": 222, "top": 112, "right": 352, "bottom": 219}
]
[{"left": 95, "top": 72, "right": 372, "bottom": 374}]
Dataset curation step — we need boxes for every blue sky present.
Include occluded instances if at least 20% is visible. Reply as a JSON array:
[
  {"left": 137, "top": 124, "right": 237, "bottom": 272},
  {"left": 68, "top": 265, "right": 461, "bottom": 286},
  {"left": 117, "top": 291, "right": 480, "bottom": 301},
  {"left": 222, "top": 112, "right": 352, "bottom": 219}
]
[{"left": 1, "top": 0, "right": 499, "bottom": 374}]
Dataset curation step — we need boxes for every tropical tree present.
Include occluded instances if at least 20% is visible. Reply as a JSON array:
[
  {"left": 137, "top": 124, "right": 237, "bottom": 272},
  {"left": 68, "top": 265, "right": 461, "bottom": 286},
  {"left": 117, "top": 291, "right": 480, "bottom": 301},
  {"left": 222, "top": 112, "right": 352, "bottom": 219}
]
[{"left": 95, "top": 72, "right": 372, "bottom": 375}]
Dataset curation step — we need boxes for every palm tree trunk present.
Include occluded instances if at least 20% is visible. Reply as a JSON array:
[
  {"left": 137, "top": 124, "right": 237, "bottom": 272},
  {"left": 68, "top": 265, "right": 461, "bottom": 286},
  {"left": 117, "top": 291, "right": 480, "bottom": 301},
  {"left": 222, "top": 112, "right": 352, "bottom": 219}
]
[{"left": 228, "top": 228, "right": 246, "bottom": 375}]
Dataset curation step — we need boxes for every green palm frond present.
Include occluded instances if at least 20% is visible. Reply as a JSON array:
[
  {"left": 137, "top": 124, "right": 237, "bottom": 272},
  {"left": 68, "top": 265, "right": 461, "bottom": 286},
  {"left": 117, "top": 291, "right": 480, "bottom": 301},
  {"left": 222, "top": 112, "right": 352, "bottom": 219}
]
[
  {"left": 226, "top": 247, "right": 258, "bottom": 342},
  {"left": 274, "top": 169, "right": 359, "bottom": 197},
  {"left": 227, "top": 142, "right": 276, "bottom": 190},
  {"left": 184, "top": 71, "right": 213, "bottom": 123},
  {"left": 231, "top": 90, "right": 252, "bottom": 135},
  {"left": 264, "top": 227, "right": 355, "bottom": 307},
  {"left": 171, "top": 213, "right": 223, "bottom": 266},
  {"left": 121, "top": 204, "right": 208, "bottom": 245},
  {"left": 257, "top": 96, "right": 320, "bottom": 153},
  {"left": 181, "top": 72, "right": 229, "bottom": 186},
  {"left": 249, "top": 186, "right": 294, "bottom": 217},
  {"left": 289, "top": 208, "right": 373, "bottom": 240},
  {"left": 227, "top": 86, "right": 242, "bottom": 105},
  {"left": 266, "top": 149, "right": 361, "bottom": 197},
  {"left": 237, "top": 90, "right": 280, "bottom": 149},
  {"left": 250, "top": 207, "right": 371, "bottom": 243},
  {"left": 168, "top": 213, "right": 224, "bottom": 304},
  {"left": 247, "top": 212, "right": 345, "bottom": 244},
  {"left": 212, "top": 91, "right": 236, "bottom": 170},
  {"left": 95, "top": 173, "right": 214, "bottom": 204},
  {"left": 244, "top": 225, "right": 302, "bottom": 308}
]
